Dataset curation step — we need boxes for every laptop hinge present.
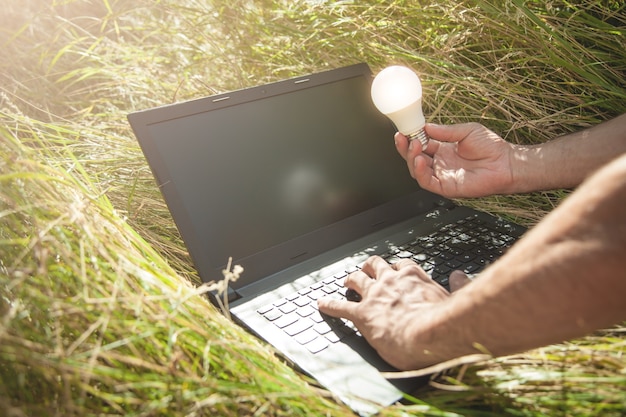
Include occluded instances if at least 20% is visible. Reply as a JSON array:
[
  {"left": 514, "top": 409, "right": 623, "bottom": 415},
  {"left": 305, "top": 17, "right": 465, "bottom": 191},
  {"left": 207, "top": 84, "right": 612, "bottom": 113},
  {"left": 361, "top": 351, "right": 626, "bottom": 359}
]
[{"left": 206, "top": 286, "right": 241, "bottom": 309}]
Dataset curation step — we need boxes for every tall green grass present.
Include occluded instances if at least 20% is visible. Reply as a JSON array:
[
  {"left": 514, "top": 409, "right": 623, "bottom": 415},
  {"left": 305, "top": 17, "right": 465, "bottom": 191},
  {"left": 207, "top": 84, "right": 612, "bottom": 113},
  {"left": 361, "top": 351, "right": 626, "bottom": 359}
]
[{"left": 1, "top": 0, "right": 625, "bottom": 416}]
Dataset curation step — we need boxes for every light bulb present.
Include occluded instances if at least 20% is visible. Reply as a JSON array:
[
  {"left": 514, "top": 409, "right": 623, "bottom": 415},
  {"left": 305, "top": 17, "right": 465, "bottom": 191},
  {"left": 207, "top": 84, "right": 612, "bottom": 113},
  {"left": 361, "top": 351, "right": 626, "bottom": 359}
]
[{"left": 371, "top": 65, "right": 429, "bottom": 149}]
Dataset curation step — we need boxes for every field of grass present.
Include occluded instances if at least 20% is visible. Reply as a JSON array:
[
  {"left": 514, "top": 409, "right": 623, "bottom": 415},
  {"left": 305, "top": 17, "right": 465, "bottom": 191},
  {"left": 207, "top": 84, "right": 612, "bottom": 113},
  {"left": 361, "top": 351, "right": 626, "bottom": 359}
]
[{"left": 1, "top": 0, "right": 625, "bottom": 416}]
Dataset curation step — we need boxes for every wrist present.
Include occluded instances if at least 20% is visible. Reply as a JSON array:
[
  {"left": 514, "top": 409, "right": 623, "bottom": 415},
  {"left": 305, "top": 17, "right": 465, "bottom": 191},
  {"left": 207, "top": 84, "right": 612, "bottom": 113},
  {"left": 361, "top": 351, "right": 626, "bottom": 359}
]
[
  {"left": 506, "top": 143, "right": 547, "bottom": 194},
  {"left": 405, "top": 298, "right": 477, "bottom": 368}
]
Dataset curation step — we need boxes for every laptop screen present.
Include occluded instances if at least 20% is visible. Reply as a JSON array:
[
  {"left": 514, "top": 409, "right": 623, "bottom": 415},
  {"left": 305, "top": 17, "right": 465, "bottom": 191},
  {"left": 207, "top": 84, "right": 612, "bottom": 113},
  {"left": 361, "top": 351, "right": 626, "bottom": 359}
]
[{"left": 131, "top": 64, "right": 424, "bottom": 285}]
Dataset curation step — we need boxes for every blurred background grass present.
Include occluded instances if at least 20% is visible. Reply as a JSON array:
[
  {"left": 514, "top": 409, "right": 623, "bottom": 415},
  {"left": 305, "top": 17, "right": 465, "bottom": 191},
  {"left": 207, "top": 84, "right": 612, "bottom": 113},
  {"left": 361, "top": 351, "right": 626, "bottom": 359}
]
[{"left": 1, "top": 0, "right": 625, "bottom": 416}]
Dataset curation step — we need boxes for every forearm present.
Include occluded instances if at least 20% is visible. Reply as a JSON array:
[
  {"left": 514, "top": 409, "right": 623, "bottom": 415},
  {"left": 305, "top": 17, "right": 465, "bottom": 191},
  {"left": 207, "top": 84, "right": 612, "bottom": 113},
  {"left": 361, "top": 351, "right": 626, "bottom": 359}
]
[
  {"left": 414, "top": 154, "right": 626, "bottom": 364},
  {"left": 506, "top": 113, "right": 626, "bottom": 193}
]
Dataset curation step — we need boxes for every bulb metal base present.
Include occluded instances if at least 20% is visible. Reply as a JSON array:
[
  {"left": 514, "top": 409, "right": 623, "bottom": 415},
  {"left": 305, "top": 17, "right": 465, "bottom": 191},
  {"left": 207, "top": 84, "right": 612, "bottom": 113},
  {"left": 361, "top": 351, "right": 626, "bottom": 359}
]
[{"left": 407, "top": 128, "right": 429, "bottom": 150}]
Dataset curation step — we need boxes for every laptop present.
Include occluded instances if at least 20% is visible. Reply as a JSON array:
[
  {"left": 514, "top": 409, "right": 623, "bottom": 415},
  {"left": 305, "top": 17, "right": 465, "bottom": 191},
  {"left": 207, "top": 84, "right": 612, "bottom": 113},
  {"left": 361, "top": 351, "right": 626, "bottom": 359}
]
[{"left": 128, "top": 63, "right": 526, "bottom": 415}]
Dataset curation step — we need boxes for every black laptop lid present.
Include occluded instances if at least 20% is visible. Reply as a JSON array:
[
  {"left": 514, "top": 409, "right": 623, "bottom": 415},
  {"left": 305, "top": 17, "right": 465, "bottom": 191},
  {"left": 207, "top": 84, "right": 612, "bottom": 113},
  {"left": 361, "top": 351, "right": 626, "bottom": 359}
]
[{"left": 128, "top": 63, "right": 435, "bottom": 288}]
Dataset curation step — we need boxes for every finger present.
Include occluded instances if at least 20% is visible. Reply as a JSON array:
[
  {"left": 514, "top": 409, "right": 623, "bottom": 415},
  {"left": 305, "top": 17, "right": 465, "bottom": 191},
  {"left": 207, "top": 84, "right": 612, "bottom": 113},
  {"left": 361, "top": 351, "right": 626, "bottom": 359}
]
[
  {"left": 413, "top": 154, "right": 444, "bottom": 195},
  {"left": 424, "top": 122, "right": 475, "bottom": 145},
  {"left": 394, "top": 259, "right": 433, "bottom": 284},
  {"left": 317, "top": 296, "right": 358, "bottom": 320},
  {"left": 421, "top": 128, "right": 441, "bottom": 156},
  {"left": 394, "top": 132, "right": 409, "bottom": 161},
  {"left": 397, "top": 131, "right": 437, "bottom": 177},
  {"left": 359, "top": 255, "right": 393, "bottom": 278},
  {"left": 449, "top": 270, "right": 472, "bottom": 292},
  {"left": 344, "top": 269, "right": 374, "bottom": 294},
  {"left": 391, "top": 258, "right": 418, "bottom": 271},
  {"left": 396, "top": 131, "right": 430, "bottom": 156},
  {"left": 396, "top": 132, "right": 420, "bottom": 179}
]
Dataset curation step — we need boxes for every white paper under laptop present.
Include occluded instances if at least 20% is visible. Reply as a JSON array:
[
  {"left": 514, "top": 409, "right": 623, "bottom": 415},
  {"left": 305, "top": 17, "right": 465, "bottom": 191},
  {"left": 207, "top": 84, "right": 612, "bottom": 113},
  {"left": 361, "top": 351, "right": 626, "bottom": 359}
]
[{"left": 128, "top": 63, "right": 525, "bottom": 415}]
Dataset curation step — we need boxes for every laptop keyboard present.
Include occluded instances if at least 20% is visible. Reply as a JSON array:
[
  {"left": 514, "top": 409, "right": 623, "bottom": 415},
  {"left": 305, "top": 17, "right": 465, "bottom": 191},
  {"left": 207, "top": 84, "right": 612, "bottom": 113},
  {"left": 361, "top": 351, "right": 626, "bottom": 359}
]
[{"left": 257, "top": 214, "right": 519, "bottom": 354}]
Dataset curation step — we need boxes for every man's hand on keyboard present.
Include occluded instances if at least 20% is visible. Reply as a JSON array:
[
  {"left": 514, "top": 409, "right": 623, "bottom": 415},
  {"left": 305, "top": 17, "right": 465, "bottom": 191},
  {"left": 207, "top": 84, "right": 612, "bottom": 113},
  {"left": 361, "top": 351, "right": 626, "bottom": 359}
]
[
  {"left": 318, "top": 116, "right": 626, "bottom": 372},
  {"left": 317, "top": 255, "right": 470, "bottom": 370}
]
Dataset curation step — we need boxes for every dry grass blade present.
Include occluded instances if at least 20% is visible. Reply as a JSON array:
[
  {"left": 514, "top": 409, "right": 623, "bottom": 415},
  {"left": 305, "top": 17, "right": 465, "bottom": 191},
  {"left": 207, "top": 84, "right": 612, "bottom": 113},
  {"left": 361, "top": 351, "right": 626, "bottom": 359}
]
[{"left": 381, "top": 354, "right": 493, "bottom": 379}]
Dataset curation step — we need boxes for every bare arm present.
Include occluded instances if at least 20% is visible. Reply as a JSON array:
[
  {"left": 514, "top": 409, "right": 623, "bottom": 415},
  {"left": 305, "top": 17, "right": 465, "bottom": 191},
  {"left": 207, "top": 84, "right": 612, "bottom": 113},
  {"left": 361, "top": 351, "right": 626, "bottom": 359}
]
[
  {"left": 508, "top": 113, "right": 626, "bottom": 193},
  {"left": 396, "top": 114, "right": 626, "bottom": 198},
  {"left": 422, "top": 153, "right": 626, "bottom": 365},
  {"left": 318, "top": 153, "right": 626, "bottom": 370}
]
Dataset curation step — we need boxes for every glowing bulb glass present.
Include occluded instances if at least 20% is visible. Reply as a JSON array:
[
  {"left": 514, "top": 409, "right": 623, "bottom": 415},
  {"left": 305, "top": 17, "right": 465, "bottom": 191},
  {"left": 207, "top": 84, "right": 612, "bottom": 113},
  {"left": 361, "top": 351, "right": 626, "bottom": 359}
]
[{"left": 371, "top": 65, "right": 428, "bottom": 148}]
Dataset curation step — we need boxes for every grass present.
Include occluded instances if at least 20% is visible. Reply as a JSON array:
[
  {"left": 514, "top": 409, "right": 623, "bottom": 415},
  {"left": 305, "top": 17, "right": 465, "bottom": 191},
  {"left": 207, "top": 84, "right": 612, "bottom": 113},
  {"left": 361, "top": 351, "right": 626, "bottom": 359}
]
[{"left": 1, "top": 0, "right": 625, "bottom": 416}]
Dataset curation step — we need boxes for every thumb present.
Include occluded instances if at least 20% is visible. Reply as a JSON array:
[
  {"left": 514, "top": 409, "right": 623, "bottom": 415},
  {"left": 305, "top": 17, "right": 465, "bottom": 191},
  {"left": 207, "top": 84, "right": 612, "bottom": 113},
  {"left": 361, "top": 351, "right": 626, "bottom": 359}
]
[
  {"left": 425, "top": 123, "right": 476, "bottom": 144},
  {"left": 449, "top": 270, "right": 472, "bottom": 292}
]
